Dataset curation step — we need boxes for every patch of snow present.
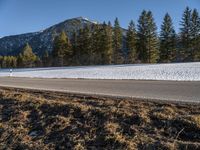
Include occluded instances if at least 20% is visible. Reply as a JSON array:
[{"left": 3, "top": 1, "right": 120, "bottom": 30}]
[
  {"left": 91, "top": 21, "right": 98, "bottom": 24},
  {"left": 83, "top": 17, "right": 89, "bottom": 21},
  {"left": 0, "top": 62, "right": 200, "bottom": 81},
  {"left": 39, "top": 30, "right": 44, "bottom": 33}
]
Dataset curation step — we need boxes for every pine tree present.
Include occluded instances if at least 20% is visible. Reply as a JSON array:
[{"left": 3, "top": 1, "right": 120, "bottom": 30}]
[
  {"left": 108, "top": 21, "right": 112, "bottom": 27},
  {"left": 10, "top": 56, "right": 17, "bottom": 68},
  {"left": 1, "top": 56, "right": 7, "bottom": 68},
  {"left": 91, "top": 24, "right": 102, "bottom": 64},
  {"left": 191, "top": 9, "right": 200, "bottom": 61},
  {"left": 42, "top": 50, "right": 50, "bottom": 67},
  {"left": 63, "top": 33, "right": 72, "bottom": 66},
  {"left": 91, "top": 23, "right": 113, "bottom": 65},
  {"left": 84, "top": 25, "right": 93, "bottom": 65},
  {"left": 52, "top": 31, "right": 72, "bottom": 66},
  {"left": 126, "top": 20, "right": 137, "bottom": 63},
  {"left": 76, "top": 25, "right": 92, "bottom": 65},
  {"left": 113, "top": 18, "right": 124, "bottom": 64},
  {"left": 35, "top": 57, "right": 42, "bottom": 67},
  {"left": 160, "top": 13, "right": 177, "bottom": 62},
  {"left": 137, "top": 10, "right": 159, "bottom": 63},
  {"left": 180, "top": 7, "right": 193, "bottom": 61},
  {"left": 71, "top": 31, "right": 79, "bottom": 65},
  {"left": 0, "top": 56, "right": 18, "bottom": 68},
  {"left": 52, "top": 32, "right": 66, "bottom": 67},
  {"left": 102, "top": 22, "right": 113, "bottom": 64},
  {"left": 17, "top": 54, "right": 23, "bottom": 68},
  {"left": 0, "top": 56, "right": 2, "bottom": 68},
  {"left": 137, "top": 10, "right": 148, "bottom": 62},
  {"left": 20, "top": 43, "right": 37, "bottom": 67}
]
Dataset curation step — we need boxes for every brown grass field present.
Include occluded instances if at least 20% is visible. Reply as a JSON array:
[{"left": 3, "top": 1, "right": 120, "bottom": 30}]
[{"left": 0, "top": 87, "right": 200, "bottom": 150}]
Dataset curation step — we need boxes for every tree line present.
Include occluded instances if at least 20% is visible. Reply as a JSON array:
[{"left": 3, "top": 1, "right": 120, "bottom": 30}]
[
  {"left": 0, "top": 7, "right": 200, "bottom": 68},
  {"left": 0, "top": 43, "right": 41, "bottom": 68}
]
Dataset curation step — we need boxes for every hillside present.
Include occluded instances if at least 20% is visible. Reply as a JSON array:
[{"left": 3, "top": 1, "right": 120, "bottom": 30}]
[
  {"left": 0, "top": 17, "right": 96, "bottom": 55},
  {"left": 0, "top": 17, "right": 126, "bottom": 56}
]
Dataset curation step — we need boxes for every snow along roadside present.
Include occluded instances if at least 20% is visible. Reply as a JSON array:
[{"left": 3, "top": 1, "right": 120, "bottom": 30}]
[{"left": 0, "top": 62, "right": 200, "bottom": 81}]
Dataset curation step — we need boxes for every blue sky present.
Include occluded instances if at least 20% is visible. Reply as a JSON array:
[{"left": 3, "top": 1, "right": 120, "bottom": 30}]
[{"left": 0, "top": 0, "right": 199, "bottom": 37}]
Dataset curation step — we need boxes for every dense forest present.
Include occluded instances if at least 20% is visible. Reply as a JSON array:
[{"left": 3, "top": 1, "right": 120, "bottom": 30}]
[{"left": 0, "top": 7, "right": 200, "bottom": 68}]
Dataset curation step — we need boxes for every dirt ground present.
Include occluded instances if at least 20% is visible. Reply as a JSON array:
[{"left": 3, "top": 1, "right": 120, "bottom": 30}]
[{"left": 0, "top": 87, "right": 200, "bottom": 150}]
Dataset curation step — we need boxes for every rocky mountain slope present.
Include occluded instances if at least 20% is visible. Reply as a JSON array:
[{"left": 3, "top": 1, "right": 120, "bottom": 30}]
[{"left": 0, "top": 17, "right": 126, "bottom": 56}]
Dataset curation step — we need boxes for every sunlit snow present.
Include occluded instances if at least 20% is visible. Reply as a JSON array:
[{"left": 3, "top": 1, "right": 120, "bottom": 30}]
[{"left": 0, "top": 62, "right": 200, "bottom": 81}]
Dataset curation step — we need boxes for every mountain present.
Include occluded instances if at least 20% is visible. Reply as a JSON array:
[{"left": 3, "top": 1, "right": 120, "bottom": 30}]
[{"left": 0, "top": 17, "right": 127, "bottom": 56}]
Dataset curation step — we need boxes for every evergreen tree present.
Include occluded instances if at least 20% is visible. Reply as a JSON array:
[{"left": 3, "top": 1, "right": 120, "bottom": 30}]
[
  {"left": 0, "top": 56, "right": 17, "bottom": 68},
  {"left": 83, "top": 25, "right": 93, "bottom": 65},
  {"left": 180, "top": 7, "right": 193, "bottom": 61},
  {"left": 91, "top": 24, "right": 102, "bottom": 64},
  {"left": 52, "top": 31, "right": 72, "bottom": 66},
  {"left": 137, "top": 10, "right": 148, "bottom": 62},
  {"left": 0, "top": 56, "right": 2, "bottom": 68},
  {"left": 63, "top": 34, "right": 72, "bottom": 66},
  {"left": 71, "top": 31, "right": 79, "bottom": 65},
  {"left": 108, "top": 21, "right": 112, "bottom": 27},
  {"left": 191, "top": 9, "right": 200, "bottom": 61},
  {"left": 1, "top": 56, "right": 7, "bottom": 68},
  {"left": 137, "top": 10, "right": 159, "bottom": 63},
  {"left": 92, "top": 23, "right": 113, "bottom": 65},
  {"left": 42, "top": 50, "right": 50, "bottom": 67},
  {"left": 35, "top": 57, "right": 42, "bottom": 67},
  {"left": 76, "top": 25, "right": 92, "bottom": 65},
  {"left": 126, "top": 20, "right": 137, "bottom": 63},
  {"left": 113, "top": 18, "right": 124, "bottom": 64},
  {"left": 102, "top": 22, "right": 113, "bottom": 64},
  {"left": 10, "top": 56, "right": 17, "bottom": 68},
  {"left": 160, "top": 13, "right": 177, "bottom": 62},
  {"left": 17, "top": 54, "right": 23, "bottom": 68},
  {"left": 20, "top": 43, "right": 37, "bottom": 67}
]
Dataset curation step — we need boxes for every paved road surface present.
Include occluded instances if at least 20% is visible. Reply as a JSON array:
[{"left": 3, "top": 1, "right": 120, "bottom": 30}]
[{"left": 0, "top": 77, "right": 200, "bottom": 103}]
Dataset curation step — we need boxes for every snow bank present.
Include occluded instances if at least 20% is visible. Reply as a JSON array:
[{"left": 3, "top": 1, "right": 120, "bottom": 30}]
[{"left": 0, "top": 62, "right": 200, "bottom": 81}]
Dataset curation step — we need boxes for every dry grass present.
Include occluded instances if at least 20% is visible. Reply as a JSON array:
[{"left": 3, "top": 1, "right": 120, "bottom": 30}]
[{"left": 0, "top": 87, "right": 200, "bottom": 150}]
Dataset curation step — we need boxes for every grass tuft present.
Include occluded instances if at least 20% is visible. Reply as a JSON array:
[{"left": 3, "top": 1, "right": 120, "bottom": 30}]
[{"left": 0, "top": 88, "right": 200, "bottom": 149}]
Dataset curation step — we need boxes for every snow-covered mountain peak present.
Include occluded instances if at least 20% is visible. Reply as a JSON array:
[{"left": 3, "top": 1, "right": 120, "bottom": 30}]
[
  {"left": 72, "top": 17, "right": 98, "bottom": 24},
  {"left": 0, "top": 17, "right": 125, "bottom": 56}
]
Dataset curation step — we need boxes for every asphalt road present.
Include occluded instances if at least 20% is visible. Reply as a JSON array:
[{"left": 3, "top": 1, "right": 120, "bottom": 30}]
[{"left": 0, "top": 77, "right": 200, "bottom": 103}]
